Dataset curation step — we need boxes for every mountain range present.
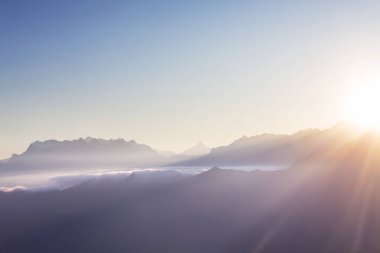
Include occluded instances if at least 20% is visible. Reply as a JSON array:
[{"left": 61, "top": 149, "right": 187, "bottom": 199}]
[
  {"left": 178, "top": 122, "right": 360, "bottom": 167},
  {"left": 2, "top": 129, "right": 380, "bottom": 252},
  {"left": 0, "top": 138, "right": 166, "bottom": 174},
  {"left": 0, "top": 122, "right": 363, "bottom": 174}
]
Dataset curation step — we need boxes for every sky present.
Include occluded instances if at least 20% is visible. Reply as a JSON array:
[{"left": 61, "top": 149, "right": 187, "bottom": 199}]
[{"left": 1, "top": 0, "right": 380, "bottom": 159}]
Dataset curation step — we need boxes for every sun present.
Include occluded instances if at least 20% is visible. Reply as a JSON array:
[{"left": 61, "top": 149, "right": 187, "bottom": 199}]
[{"left": 344, "top": 82, "right": 380, "bottom": 130}]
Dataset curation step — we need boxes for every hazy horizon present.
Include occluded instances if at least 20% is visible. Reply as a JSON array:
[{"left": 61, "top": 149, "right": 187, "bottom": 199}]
[
  {"left": 3, "top": 1, "right": 380, "bottom": 158},
  {"left": 0, "top": 121, "right": 353, "bottom": 160}
]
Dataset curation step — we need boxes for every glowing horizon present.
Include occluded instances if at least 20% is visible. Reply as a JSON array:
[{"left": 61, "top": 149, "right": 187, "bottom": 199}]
[{"left": 1, "top": 1, "right": 380, "bottom": 159}]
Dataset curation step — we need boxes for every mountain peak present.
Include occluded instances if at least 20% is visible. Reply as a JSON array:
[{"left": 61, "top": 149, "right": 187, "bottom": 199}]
[
  {"left": 181, "top": 142, "right": 211, "bottom": 157},
  {"left": 84, "top": 137, "right": 95, "bottom": 143}
]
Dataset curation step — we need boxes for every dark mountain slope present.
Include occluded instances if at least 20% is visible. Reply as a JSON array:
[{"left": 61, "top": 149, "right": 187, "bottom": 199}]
[{"left": 1, "top": 131, "right": 380, "bottom": 253}]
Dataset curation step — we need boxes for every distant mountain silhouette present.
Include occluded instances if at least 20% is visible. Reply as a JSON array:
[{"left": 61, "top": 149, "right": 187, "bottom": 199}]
[
  {"left": 178, "top": 122, "right": 359, "bottom": 167},
  {"left": 181, "top": 142, "right": 211, "bottom": 156},
  {"left": 0, "top": 122, "right": 360, "bottom": 175},
  {"left": 0, "top": 138, "right": 167, "bottom": 174}
]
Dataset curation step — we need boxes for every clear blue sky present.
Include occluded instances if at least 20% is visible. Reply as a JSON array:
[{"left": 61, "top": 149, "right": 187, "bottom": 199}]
[{"left": 1, "top": 0, "right": 380, "bottom": 158}]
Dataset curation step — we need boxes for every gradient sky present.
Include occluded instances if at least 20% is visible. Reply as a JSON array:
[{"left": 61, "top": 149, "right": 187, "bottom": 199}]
[{"left": 1, "top": 0, "right": 380, "bottom": 159}]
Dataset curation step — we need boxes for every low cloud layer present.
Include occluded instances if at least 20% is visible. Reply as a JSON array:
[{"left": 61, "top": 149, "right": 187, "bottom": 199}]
[{"left": 0, "top": 168, "right": 201, "bottom": 193}]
